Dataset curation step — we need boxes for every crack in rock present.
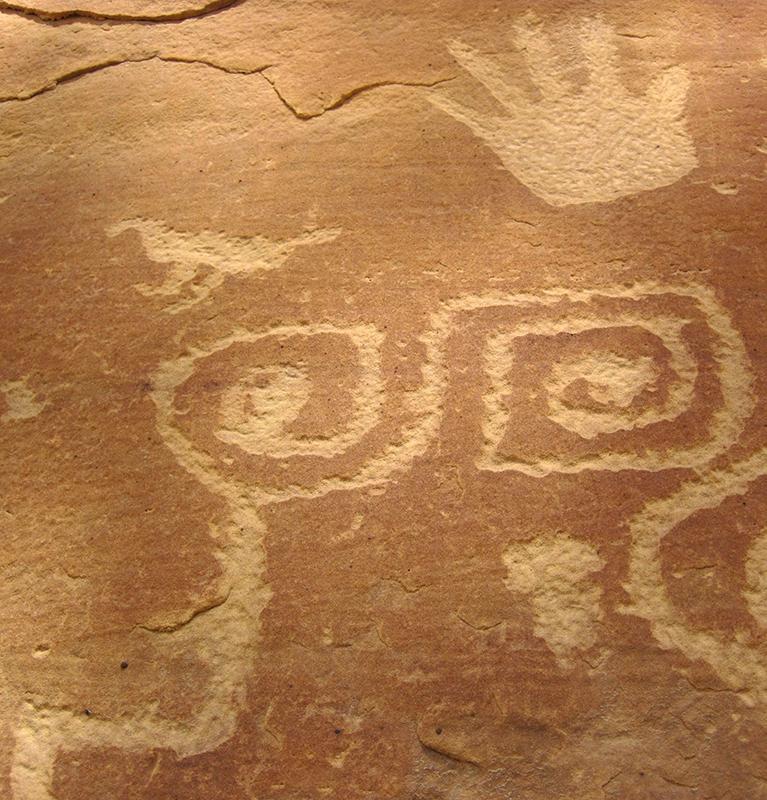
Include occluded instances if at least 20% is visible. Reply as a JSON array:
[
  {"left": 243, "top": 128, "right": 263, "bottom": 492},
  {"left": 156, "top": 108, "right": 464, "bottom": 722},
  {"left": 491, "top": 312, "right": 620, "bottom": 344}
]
[
  {"left": 0, "top": 55, "right": 454, "bottom": 121},
  {"left": 0, "top": 55, "right": 272, "bottom": 104},
  {"left": 261, "top": 71, "right": 456, "bottom": 120},
  {"left": 0, "top": 0, "right": 244, "bottom": 23},
  {"left": 416, "top": 729, "right": 482, "bottom": 767}
]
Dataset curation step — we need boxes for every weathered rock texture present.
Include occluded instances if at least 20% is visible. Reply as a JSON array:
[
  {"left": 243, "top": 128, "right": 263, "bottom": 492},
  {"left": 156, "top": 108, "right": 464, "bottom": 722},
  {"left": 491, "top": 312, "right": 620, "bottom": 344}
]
[{"left": 2, "top": 1, "right": 767, "bottom": 798}]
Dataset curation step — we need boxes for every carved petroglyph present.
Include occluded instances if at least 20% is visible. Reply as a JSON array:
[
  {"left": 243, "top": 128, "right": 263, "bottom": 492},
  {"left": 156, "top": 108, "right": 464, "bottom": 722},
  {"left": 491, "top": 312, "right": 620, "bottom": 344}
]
[
  {"left": 476, "top": 285, "right": 752, "bottom": 475},
  {"left": 745, "top": 529, "right": 767, "bottom": 630},
  {"left": 624, "top": 449, "right": 767, "bottom": 709},
  {"left": 543, "top": 353, "right": 661, "bottom": 439},
  {"left": 9, "top": 325, "right": 386, "bottom": 797},
  {"left": 107, "top": 218, "right": 342, "bottom": 314},
  {"left": 12, "top": 511, "right": 270, "bottom": 800},
  {"left": 503, "top": 534, "right": 605, "bottom": 666},
  {"left": 214, "top": 324, "right": 384, "bottom": 459},
  {"left": 11, "top": 280, "right": 755, "bottom": 796},
  {"left": 148, "top": 282, "right": 753, "bottom": 507},
  {"left": 217, "top": 367, "right": 313, "bottom": 455},
  {"left": 11, "top": 358, "right": 274, "bottom": 799},
  {"left": 153, "top": 323, "right": 388, "bottom": 504},
  {"left": 11, "top": 507, "right": 270, "bottom": 800},
  {"left": 430, "top": 16, "right": 697, "bottom": 205},
  {"left": 0, "top": 378, "right": 46, "bottom": 422}
]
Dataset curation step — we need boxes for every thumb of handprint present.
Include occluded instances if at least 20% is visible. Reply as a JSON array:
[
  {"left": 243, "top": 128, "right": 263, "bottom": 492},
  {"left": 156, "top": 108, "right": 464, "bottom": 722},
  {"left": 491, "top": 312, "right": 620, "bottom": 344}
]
[{"left": 430, "top": 16, "right": 697, "bottom": 206}]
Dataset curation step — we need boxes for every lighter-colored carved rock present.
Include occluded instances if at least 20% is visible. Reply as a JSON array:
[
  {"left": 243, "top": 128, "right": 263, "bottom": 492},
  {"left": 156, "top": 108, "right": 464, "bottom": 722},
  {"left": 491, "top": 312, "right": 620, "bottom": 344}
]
[
  {"left": 476, "top": 284, "right": 752, "bottom": 475},
  {"left": 625, "top": 448, "right": 767, "bottom": 710},
  {"left": 108, "top": 218, "right": 341, "bottom": 314},
  {"left": 214, "top": 325, "right": 382, "bottom": 459},
  {"left": 11, "top": 474, "right": 270, "bottom": 799},
  {"left": 544, "top": 352, "right": 661, "bottom": 438},
  {"left": 0, "top": 378, "right": 46, "bottom": 422},
  {"left": 149, "top": 282, "right": 748, "bottom": 510},
  {"left": 503, "top": 534, "right": 605, "bottom": 665},
  {"left": 152, "top": 322, "right": 387, "bottom": 503},
  {"left": 430, "top": 16, "right": 697, "bottom": 205},
  {"left": 745, "top": 530, "right": 767, "bottom": 630}
]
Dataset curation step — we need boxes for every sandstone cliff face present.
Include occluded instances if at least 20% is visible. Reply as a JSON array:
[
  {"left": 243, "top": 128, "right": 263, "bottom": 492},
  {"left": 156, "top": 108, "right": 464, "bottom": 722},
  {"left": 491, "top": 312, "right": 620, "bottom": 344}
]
[{"left": 2, "top": 2, "right": 767, "bottom": 798}]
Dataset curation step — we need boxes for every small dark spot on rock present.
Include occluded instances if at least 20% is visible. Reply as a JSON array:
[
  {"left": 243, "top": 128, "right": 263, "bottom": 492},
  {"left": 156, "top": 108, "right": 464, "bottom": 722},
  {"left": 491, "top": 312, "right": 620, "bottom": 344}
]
[
  {"left": 84, "top": 709, "right": 91, "bottom": 716},
  {"left": 120, "top": 661, "right": 129, "bottom": 669},
  {"left": 334, "top": 728, "right": 341, "bottom": 735},
  {"left": 435, "top": 727, "right": 442, "bottom": 735}
]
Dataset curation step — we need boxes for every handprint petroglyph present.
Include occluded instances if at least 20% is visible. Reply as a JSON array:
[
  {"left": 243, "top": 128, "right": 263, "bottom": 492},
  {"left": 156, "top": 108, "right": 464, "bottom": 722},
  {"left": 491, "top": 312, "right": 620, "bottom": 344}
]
[
  {"left": 107, "top": 217, "right": 342, "bottom": 314},
  {"left": 429, "top": 16, "right": 697, "bottom": 205}
]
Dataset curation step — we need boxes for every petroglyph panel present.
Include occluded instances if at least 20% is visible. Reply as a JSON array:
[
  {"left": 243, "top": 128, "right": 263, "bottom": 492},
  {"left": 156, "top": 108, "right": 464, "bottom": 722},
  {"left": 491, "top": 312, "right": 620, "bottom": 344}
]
[{"left": 4, "top": 1, "right": 767, "bottom": 799}]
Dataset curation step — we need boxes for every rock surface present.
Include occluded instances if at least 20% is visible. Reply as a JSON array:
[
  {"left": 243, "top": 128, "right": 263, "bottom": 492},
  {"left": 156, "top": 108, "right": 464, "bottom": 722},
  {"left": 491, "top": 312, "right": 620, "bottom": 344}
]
[{"left": 2, "top": 1, "right": 767, "bottom": 798}]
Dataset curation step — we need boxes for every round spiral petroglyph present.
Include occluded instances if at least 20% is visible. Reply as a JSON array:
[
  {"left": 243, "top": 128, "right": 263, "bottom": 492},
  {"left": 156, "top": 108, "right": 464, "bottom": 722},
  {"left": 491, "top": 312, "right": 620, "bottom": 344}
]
[
  {"left": 213, "top": 335, "right": 381, "bottom": 461},
  {"left": 151, "top": 323, "right": 394, "bottom": 504}
]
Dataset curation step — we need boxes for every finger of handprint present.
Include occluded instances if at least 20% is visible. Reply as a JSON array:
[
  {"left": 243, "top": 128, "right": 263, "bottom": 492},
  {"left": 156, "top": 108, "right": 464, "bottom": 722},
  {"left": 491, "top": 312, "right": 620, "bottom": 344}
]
[
  {"left": 580, "top": 17, "right": 622, "bottom": 91},
  {"left": 427, "top": 92, "right": 501, "bottom": 143},
  {"left": 513, "top": 18, "right": 572, "bottom": 100},
  {"left": 645, "top": 65, "right": 692, "bottom": 118},
  {"left": 447, "top": 40, "right": 528, "bottom": 110}
]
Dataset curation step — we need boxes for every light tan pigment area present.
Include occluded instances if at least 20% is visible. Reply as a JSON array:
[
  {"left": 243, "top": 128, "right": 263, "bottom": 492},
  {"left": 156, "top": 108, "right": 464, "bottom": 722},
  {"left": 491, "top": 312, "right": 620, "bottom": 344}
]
[{"left": 1, "top": 1, "right": 767, "bottom": 798}]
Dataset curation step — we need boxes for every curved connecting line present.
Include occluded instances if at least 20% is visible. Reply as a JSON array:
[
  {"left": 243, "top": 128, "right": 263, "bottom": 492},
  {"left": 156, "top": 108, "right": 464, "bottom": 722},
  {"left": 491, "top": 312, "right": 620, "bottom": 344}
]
[{"left": 623, "top": 446, "right": 767, "bottom": 708}]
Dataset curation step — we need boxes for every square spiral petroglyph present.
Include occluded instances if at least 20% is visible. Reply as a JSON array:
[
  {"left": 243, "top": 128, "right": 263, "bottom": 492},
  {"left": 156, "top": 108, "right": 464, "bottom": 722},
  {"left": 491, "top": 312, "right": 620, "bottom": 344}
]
[
  {"left": 468, "top": 285, "right": 753, "bottom": 475},
  {"left": 367, "top": 283, "right": 755, "bottom": 481}
]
